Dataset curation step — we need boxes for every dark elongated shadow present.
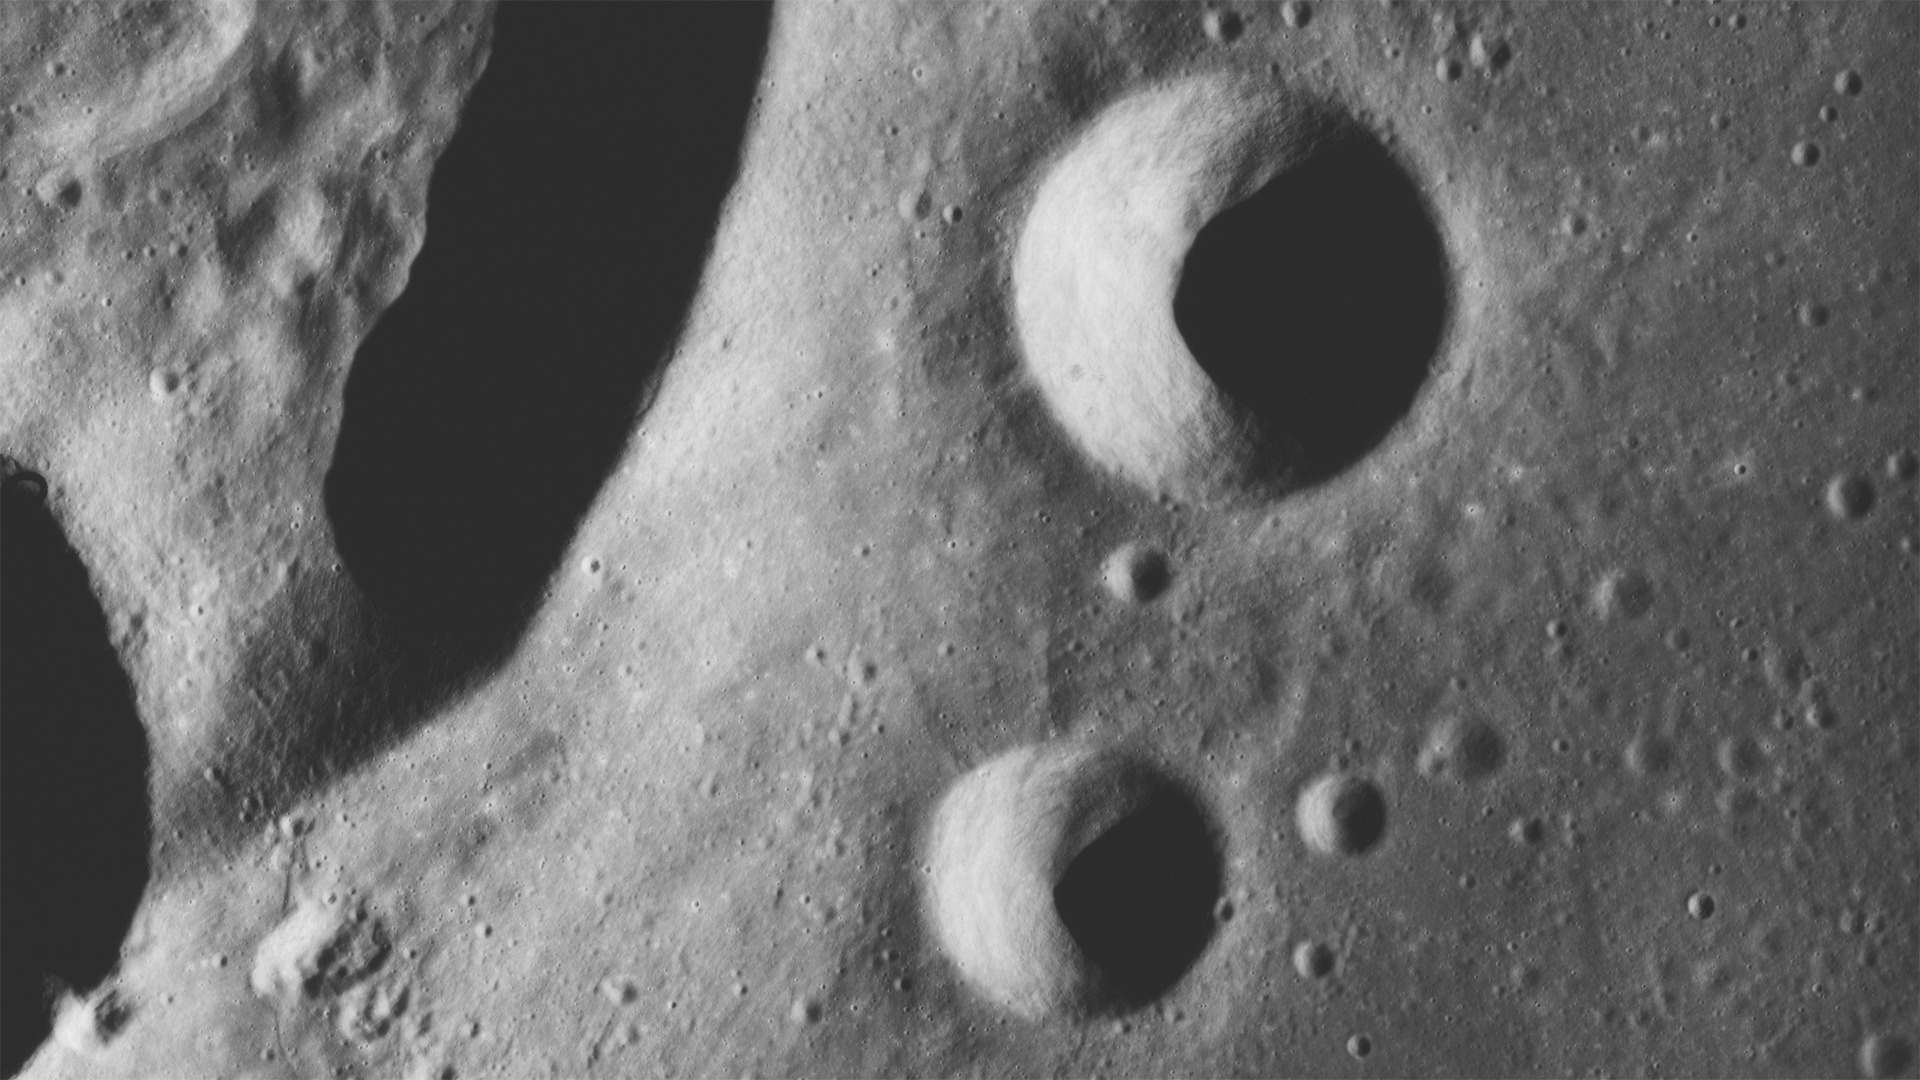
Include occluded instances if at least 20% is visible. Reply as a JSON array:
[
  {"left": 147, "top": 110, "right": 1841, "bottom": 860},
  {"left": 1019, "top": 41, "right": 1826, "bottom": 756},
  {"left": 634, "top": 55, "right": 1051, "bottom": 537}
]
[
  {"left": 2, "top": 468, "right": 150, "bottom": 1077},
  {"left": 325, "top": 2, "right": 771, "bottom": 664}
]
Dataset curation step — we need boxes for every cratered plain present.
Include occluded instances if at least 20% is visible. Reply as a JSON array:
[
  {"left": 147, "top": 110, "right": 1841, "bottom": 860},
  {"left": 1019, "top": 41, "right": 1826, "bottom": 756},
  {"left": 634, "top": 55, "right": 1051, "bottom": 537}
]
[{"left": 2, "top": 3, "right": 1915, "bottom": 1078}]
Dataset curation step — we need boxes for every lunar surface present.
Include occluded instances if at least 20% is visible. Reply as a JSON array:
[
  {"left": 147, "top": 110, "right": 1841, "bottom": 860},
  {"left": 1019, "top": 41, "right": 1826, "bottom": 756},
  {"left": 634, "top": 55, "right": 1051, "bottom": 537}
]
[{"left": 2, "top": 2, "right": 1915, "bottom": 1077}]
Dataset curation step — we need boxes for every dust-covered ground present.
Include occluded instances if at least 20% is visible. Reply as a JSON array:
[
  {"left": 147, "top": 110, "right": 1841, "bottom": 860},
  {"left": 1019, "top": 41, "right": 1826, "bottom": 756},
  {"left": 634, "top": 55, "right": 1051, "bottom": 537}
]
[{"left": 3, "top": 3, "right": 1915, "bottom": 1077}]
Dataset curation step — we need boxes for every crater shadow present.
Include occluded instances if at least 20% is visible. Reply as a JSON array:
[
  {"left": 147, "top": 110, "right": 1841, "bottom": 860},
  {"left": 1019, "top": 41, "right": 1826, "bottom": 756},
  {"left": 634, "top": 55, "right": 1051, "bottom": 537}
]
[
  {"left": 2, "top": 469, "right": 150, "bottom": 1076},
  {"left": 1051, "top": 785, "right": 1221, "bottom": 1009},
  {"left": 1172, "top": 126, "right": 1448, "bottom": 487},
  {"left": 324, "top": 3, "right": 771, "bottom": 663}
]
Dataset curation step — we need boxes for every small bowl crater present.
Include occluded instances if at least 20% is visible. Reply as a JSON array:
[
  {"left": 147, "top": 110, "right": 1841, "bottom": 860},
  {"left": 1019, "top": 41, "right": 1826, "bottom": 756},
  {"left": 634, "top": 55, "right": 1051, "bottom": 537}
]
[
  {"left": 1013, "top": 75, "right": 1450, "bottom": 498},
  {"left": 1102, "top": 543, "right": 1171, "bottom": 603},
  {"left": 1295, "top": 772, "right": 1386, "bottom": 856},
  {"left": 925, "top": 743, "right": 1221, "bottom": 1018}
]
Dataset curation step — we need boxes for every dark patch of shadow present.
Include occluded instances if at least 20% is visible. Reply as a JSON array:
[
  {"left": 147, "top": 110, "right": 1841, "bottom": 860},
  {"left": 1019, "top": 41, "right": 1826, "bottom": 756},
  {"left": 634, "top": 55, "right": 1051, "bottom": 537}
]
[
  {"left": 324, "top": 2, "right": 771, "bottom": 665},
  {"left": 1324, "top": 777, "right": 1388, "bottom": 854},
  {"left": 2, "top": 468, "right": 150, "bottom": 1077},
  {"left": 1172, "top": 124, "right": 1449, "bottom": 487},
  {"left": 1129, "top": 551, "right": 1171, "bottom": 602},
  {"left": 1052, "top": 784, "right": 1221, "bottom": 1010}
]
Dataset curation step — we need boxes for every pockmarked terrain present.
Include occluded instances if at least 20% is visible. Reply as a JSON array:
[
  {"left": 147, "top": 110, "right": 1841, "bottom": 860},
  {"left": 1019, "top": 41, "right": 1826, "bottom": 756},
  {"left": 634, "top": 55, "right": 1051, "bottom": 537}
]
[{"left": 3, "top": 3, "right": 1915, "bottom": 1078}]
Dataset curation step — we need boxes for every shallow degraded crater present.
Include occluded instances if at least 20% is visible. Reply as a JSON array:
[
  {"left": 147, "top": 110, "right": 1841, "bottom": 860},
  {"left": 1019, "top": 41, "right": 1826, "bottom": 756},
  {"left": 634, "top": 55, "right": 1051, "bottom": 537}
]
[
  {"left": 1, "top": 0, "right": 255, "bottom": 162},
  {"left": 1416, "top": 714, "right": 1506, "bottom": 784}
]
